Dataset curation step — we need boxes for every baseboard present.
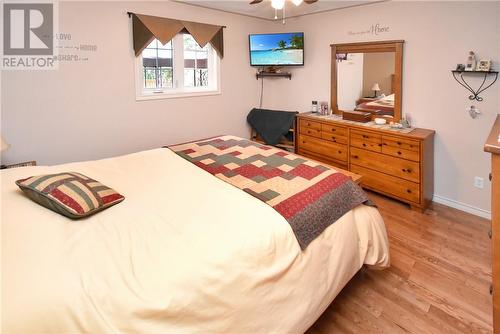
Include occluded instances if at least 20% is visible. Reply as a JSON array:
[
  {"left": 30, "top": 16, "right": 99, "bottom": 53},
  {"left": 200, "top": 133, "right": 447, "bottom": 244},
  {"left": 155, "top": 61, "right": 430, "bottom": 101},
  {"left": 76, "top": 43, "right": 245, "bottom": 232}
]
[{"left": 432, "top": 195, "right": 491, "bottom": 220}]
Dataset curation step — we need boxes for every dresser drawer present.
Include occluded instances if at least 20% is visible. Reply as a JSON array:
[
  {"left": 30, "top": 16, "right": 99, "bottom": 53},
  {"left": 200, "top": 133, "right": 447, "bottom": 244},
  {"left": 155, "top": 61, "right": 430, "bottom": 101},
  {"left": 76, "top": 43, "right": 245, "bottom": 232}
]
[
  {"left": 350, "top": 147, "right": 420, "bottom": 183},
  {"left": 298, "top": 134, "right": 347, "bottom": 162},
  {"left": 298, "top": 149, "right": 348, "bottom": 171},
  {"left": 300, "top": 127, "right": 321, "bottom": 138},
  {"left": 299, "top": 119, "right": 321, "bottom": 138},
  {"left": 382, "top": 135, "right": 420, "bottom": 152},
  {"left": 351, "top": 164, "right": 420, "bottom": 203},
  {"left": 382, "top": 145, "right": 420, "bottom": 162},
  {"left": 351, "top": 137, "right": 382, "bottom": 153},
  {"left": 351, "top": 130, "right": 382, "bottom": 144},
  {"left": 321, "top": 123, "right": 348, "bottom": 137},
  {"left": 321, "top": 132, "right": 348, "bottom": 145},
  {"left": 299, "top": 119, "right": 321, "bottom": 131}
]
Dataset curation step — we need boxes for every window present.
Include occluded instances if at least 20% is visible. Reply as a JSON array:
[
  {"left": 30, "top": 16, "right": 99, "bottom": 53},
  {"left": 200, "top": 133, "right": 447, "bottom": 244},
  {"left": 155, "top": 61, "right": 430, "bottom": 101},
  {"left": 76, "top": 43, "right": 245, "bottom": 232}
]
[
  {"left": 183, "top": 35, "right": 209, "bottom": 88},
  {"left": 142, "top": 40, "right": 173, "bottom": 89},
  {"left": 135, "top": 34, "right": 220, "bottom": 100}
]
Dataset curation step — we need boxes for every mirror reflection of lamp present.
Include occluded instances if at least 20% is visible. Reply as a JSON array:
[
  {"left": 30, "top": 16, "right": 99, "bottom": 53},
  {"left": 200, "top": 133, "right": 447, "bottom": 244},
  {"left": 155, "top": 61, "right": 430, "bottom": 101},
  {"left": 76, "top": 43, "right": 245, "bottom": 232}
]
[{"left": 371, "top": 83, "right": 381, "bottom": 98}]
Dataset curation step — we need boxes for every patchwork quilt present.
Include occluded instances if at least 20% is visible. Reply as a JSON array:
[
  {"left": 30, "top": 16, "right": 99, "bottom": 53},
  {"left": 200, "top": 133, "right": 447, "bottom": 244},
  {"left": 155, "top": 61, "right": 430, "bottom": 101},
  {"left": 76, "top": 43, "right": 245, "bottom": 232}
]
[{"left": 168, "top": 135, "right": 372, "bottom": 249}]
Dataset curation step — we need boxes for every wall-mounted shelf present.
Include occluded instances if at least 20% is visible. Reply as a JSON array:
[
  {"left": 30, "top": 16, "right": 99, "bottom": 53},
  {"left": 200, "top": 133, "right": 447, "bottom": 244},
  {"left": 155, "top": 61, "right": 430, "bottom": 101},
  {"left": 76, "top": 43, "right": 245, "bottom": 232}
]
[
  {"left": 451, "top": 70, "right": 498, "bottom": 101},
  {"left": 256, "top": 72, "right": 292, "bottom": 80}
]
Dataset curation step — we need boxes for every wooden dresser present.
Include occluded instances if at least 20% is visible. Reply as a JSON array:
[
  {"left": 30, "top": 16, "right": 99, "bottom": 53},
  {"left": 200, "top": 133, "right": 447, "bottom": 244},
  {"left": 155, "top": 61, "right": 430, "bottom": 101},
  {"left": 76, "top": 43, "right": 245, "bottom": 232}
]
[
  {"left": 296, "top": 113, "right": 435, "bottom": 211},
  {"left": 484, "top": 115, "right": 500, "bottom": 333}
]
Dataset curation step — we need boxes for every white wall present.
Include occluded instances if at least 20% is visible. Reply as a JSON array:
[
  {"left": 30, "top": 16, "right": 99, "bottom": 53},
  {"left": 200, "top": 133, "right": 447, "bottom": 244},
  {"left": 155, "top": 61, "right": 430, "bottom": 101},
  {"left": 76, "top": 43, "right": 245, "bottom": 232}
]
[
  {"left": 261, "top": 1, "right": 500, "bottom": 214},
  {"left": 338, "top": 53, "right": 364, "bottom": 110},
  {"left": 1, "top": 1, "right": 270, "bottom": 165}
]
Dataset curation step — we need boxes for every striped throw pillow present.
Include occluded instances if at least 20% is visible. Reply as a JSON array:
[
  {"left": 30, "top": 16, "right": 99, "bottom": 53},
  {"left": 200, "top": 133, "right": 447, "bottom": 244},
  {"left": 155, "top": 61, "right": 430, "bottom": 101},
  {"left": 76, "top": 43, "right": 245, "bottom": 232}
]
[{"left": 16, "top": 172, "right": 125, "bottom": 219}]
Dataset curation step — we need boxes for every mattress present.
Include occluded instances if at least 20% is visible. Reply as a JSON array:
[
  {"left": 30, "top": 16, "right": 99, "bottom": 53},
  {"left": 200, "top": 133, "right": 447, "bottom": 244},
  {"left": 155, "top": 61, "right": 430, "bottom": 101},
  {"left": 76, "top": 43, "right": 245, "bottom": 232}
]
[{"left": 1, "top": 147, "right": 389, "bottom": 333}]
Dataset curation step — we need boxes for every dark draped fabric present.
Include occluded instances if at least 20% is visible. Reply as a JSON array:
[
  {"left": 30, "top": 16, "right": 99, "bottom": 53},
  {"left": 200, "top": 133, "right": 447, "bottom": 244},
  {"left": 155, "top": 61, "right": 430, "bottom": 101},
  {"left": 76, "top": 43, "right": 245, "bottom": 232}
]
[{"left": 247, "top": 109, "right": 297, "bottom": 146}]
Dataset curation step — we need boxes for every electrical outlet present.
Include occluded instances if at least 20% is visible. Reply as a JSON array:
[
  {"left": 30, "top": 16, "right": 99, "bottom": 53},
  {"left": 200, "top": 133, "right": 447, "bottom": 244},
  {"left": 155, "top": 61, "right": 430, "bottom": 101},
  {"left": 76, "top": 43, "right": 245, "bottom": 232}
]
[{"left": 474, "top": 176, "right": 484, "bottom": 189}]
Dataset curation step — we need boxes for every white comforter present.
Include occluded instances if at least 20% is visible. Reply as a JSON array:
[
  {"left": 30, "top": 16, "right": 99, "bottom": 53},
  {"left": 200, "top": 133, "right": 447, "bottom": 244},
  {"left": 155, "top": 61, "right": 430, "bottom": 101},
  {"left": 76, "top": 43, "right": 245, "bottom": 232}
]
[{"left": 1, "top": 148, "right": 389, "bottom": 333}]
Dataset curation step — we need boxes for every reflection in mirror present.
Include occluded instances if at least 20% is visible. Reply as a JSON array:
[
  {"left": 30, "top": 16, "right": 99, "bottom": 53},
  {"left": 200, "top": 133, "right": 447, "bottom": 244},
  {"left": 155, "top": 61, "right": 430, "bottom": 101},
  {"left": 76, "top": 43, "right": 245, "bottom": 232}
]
[{"left": 337, "top": 52, "right": 396, "bottom": 117}]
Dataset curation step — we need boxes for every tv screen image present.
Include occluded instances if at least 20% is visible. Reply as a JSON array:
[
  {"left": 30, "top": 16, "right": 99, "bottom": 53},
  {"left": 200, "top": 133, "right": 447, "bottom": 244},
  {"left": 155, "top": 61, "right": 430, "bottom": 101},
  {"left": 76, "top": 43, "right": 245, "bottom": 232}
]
[{"left": 249, "top": 32, "right": 304, "bottom": 66}]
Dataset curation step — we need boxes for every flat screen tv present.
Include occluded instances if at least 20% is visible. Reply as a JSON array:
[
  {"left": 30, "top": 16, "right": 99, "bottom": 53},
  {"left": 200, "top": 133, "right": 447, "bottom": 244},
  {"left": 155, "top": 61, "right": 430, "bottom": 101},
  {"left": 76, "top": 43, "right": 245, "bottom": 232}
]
[{"left": 249, "top": 32, "right": 304, "bottom": 66}]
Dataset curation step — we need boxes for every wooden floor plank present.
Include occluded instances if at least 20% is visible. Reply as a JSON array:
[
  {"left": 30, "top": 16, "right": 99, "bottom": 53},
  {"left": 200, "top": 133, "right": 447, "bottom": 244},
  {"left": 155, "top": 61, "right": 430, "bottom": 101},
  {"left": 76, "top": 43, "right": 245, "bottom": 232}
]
[{"left": 307, "top": 191, "right": 493, "bottom": 334}]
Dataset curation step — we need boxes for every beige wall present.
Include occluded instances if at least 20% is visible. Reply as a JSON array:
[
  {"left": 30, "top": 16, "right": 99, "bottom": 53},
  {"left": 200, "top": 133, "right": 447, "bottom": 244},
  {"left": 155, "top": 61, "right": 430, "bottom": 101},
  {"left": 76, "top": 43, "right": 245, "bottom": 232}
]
[
  {"left": 1, "top": 1, "right": 270, "bottom": 165},
  {"left": 261, "top": 1, "right": 500, "bottom": 215},
  {"left": 362, "top": 52, "right": 395, "bottom": 97}
]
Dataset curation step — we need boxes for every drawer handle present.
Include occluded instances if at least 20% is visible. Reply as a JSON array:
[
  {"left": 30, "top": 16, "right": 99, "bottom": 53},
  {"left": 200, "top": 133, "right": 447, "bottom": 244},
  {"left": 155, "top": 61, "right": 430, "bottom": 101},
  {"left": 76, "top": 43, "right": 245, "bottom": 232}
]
[
  {"left": 397, "top": 151, "right": 402, "bottom": 155},
  {"left": 353, "top": 155, "right": 359, "bottom": 159},
  {"left": 401, "top": 168, "right": 412, "bottom": 173},
  {"left": 331, "top": 136, "right": 336, "bottom": 141},
  {"left": 397, "top": 141, "right": 402, "bottom": 145},
  {"left": 362, "top": 143, "right": 367, "bottom": 147},
  {"left": 407, "top": 189, "right": 412, "bottom": 193},
  {"left": 302, "top": 141, "right": 306, "bottom": 144},
  {"left": 331, "top": 128, "right": 336, "bottom": 132},
  {"left": 338, "top": 150, "right": 342, "bottom": 154},
  {"left": 362, "top": 135, "right": 368, "bottom": 139},
  {"left": 378, "top": 143, "right": 382, "bottom": 147}
]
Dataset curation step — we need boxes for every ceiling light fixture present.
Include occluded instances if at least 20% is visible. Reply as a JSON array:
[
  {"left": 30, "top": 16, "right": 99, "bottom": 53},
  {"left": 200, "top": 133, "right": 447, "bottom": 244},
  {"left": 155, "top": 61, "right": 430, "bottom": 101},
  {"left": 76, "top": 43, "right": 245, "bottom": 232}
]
[
  {"left": 250, "top": 0, "right": 317, "bottom": 22},
  {"left": 271, "top": 0, "right": 285, "bottom": 10}
]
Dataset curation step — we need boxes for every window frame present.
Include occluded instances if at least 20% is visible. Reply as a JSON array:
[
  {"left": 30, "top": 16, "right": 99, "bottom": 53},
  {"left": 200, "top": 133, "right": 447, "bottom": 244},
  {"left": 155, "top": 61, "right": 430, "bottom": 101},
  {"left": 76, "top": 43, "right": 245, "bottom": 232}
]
[
  {"left": 141, "top": 39, "right": 174, "bottom": 90},
  {"left": 135, "top": 34, "right": 221, "bottom": 101}
]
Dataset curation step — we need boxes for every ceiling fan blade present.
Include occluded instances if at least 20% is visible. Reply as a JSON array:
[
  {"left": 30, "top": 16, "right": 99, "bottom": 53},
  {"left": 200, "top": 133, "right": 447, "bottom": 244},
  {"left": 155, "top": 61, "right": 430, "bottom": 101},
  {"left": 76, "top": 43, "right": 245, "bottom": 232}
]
[
  {"left": 249, "top": 0, "right": 263, "bottom": 4},
  {"left": 304, "top": 0, "right": 318, "bottom": 3}
]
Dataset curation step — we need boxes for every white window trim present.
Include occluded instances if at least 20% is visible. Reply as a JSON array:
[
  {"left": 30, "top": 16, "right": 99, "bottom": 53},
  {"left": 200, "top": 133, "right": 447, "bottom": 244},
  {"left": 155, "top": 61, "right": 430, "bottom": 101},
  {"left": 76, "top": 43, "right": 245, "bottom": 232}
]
[{"left": 135, "top": 35, "right": 221, "bottom": 101}]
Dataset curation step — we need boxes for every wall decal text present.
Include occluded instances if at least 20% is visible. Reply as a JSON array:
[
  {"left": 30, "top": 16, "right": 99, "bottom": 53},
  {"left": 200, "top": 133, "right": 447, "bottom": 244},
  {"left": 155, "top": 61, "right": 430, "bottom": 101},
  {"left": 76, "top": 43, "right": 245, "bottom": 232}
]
[{"left": 348, "top": 23, "right": 390, "bottom": 36}]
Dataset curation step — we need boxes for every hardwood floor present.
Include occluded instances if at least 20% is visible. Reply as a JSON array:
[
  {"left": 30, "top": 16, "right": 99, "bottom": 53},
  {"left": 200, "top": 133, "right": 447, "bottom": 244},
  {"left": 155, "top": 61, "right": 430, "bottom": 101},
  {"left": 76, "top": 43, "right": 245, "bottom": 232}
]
[{"left": 307, "top": 191, "right": 493, "bottom": 334}]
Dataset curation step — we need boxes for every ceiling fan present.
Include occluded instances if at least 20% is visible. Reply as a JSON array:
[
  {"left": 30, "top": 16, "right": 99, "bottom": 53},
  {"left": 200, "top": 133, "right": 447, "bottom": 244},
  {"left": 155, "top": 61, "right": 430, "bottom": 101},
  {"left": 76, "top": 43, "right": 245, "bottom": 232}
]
[
  {"left": 249, "top": 0, "right": 318, "bottom": 6},
  {"left": 249, "top": 0, "right": 318, "bottom": 23}
]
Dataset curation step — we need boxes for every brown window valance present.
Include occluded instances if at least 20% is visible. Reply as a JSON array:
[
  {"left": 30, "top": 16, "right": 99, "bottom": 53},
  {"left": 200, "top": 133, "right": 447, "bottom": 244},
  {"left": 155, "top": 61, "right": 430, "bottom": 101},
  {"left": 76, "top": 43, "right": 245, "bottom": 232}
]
[{"left": 128, "top": 12, "right": 224, "bottom": 58}]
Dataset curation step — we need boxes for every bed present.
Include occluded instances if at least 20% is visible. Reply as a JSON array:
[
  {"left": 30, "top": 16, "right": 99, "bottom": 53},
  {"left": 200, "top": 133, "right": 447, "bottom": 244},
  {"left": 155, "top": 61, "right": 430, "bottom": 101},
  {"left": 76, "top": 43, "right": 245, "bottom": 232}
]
[
  {"left": 1, "top": 136, "right": 389, "bottom": 333},
  {"left": 356, "top": 93, "right": 395, "bottom": 116}
]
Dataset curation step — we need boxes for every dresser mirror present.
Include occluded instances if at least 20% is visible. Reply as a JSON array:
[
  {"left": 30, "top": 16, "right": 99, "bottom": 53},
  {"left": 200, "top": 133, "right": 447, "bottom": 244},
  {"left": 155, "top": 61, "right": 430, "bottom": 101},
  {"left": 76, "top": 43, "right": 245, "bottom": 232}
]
[{"left": 331, "top": 40, "right": 404, "bottom": 122}]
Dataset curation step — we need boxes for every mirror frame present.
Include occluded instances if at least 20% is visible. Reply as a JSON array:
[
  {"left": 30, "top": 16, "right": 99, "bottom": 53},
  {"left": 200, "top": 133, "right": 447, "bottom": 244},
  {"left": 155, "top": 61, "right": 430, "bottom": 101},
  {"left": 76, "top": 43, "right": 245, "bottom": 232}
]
[{"left": 331, "top": 40, "right": 405, "bottom": 122}]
